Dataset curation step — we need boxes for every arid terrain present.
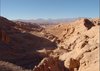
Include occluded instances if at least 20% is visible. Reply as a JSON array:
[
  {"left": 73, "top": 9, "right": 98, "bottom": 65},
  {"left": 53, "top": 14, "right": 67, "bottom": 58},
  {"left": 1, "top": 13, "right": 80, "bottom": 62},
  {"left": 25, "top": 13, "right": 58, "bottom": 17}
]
[{"left": 0, "top": 16, "right": 99, "bottom": 71}]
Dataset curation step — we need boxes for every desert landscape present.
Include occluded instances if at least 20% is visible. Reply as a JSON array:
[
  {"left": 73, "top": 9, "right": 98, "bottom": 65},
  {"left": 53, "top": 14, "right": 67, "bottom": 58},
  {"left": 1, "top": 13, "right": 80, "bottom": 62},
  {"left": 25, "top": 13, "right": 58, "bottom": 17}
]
[
  {"left": 0, "top": 16, "right": 99, "bottom": 71},
  {"left": 0, "top": 0, "right": 99, "bottom": 71}
]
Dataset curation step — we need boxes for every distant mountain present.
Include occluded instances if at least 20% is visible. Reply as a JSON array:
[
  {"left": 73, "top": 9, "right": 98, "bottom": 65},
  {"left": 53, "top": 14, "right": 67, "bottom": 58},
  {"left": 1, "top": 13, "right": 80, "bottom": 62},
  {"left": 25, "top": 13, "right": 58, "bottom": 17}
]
[{"left": 13, "top": 18, "right": 77, "bottom": 24}]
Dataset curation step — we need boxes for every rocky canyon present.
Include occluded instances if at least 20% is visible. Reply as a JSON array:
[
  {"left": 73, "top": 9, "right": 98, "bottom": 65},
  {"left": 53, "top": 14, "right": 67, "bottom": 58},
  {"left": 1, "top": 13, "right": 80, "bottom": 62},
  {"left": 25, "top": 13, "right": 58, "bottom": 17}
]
[{"left": 0, "top": 16, "right": 99, "bottom": 71}]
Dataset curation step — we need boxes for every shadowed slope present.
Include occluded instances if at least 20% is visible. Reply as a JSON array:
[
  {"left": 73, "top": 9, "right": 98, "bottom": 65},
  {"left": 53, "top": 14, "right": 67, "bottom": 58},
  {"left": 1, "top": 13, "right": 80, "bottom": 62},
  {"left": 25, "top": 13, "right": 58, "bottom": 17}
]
[{"left": 0, "top": 16, "right": 57, "bottom": 69}]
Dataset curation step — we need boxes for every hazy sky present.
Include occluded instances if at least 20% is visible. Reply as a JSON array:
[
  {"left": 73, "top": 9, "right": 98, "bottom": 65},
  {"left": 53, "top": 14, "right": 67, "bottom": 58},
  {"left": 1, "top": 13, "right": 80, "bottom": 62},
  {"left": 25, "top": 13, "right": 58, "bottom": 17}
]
[{"left": 0, "top": 0, "right": 99, "bottom": 19}]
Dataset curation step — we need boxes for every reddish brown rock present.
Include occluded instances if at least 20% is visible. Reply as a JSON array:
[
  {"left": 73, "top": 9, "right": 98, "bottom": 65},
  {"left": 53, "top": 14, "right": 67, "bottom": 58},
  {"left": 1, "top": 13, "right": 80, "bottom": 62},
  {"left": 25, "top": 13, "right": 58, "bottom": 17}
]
[
  {"left": 33, "top": 57, "right": 64, "bottom": 71},
  {"left": 0, "top": 29, "right": 10, "bottom": 44}
]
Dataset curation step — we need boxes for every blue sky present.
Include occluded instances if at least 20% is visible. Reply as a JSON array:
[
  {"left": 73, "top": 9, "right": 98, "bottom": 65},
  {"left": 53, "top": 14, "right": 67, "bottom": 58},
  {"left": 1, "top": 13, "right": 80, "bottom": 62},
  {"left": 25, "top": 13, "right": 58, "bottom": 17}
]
[{"left": 0, "top": 0, "right": 99, "bottom": 19}]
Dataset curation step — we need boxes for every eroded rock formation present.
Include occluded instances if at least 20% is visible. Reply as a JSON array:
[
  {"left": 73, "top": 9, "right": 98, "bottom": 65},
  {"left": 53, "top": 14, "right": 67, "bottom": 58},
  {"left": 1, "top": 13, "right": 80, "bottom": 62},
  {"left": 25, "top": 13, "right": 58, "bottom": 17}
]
[{"left": 0, "top": 16, "right": 99, "bottom": 71}]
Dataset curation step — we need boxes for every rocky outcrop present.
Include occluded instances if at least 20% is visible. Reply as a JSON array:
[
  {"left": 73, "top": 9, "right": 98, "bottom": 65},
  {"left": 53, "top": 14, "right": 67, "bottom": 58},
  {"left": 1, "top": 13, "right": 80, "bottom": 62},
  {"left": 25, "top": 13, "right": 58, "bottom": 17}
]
[
  {"left": 0, "top": 29, "right": 10, "bottom": 44},
  {"left": 64, "top": 58, "right": 80, "bottom": 71},
  {"left": 44, "top": 18, "right": 99, "bottom": 71},
  {"left": 57, "top": 19, "right": 99, "bottom": 71},
  {"left": 83, "top": 19, "right": 95, "bottom": 30},
  {"left": 15, "top": 21, "right": 44, "bottom": 32},
  {"left": 33, "top": 57, "right": 65, "bottom": 71},
  {"left": 43, "top": 33, "right": 61, "bottom": 44}
]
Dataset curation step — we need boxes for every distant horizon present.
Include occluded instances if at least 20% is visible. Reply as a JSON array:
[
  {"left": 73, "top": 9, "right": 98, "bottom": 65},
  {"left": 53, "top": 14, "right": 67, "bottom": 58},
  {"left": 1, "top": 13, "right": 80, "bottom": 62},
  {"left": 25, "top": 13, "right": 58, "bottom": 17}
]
[
  {"left": 1, "top": 0, "right": 99, "bottom": 20},
  {"left": 1, "top": 15, "right": 98, "bottom": 20}
]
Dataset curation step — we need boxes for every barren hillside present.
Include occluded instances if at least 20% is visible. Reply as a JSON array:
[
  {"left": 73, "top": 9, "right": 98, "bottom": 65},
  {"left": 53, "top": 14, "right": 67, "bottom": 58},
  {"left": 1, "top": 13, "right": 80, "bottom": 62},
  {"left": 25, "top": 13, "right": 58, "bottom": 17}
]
[{"left": 0, "top": 16, "right": 99, "bottom": 71}]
